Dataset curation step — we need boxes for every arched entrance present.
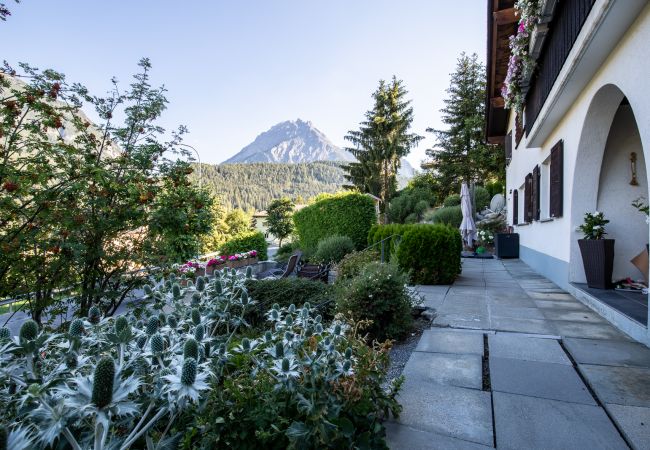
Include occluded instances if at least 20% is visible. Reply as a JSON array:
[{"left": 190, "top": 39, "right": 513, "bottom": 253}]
[{"left": 570, "top": 84, "right": 648, "bottom": 322}]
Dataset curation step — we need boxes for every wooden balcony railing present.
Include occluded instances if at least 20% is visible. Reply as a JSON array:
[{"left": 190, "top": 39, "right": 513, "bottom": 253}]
[{"left": 524, "top": 0, "right": 596, "bottom": 134}]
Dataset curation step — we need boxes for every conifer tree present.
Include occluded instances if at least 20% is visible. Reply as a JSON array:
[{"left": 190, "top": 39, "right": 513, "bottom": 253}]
[
  {"left": 343, "top": 77, "right": 422, "bottom": 220},
  {"left": 424, "top": 53, "right": 504, "bottom": 199}
]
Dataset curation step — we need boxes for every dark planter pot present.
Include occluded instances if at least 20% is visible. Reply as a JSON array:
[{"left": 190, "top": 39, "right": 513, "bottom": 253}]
[
  {"left": 495, "top": 233, "right": 519, "bottom": 259},
  {"left": 578, "top": 239, "right": 615, "bottom": 289}
]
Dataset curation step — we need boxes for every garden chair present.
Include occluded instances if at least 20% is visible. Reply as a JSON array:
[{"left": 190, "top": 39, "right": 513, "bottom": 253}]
[
  {"left": 297, "top": 262, "right": 330, "bottom": 283},
  {"left": 255, "top": 251, "right": 302, "bottom": 279}
]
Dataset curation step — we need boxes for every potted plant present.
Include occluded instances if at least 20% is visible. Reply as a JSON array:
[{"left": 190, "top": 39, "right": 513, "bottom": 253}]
[{"left": 577, "top": 211, "right": 614, "bottom": 289}]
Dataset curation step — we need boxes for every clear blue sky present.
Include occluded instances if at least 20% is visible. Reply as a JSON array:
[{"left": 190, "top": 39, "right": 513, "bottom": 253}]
[{"left": 1, "top": 0, "right": 486, "bottom": 167}]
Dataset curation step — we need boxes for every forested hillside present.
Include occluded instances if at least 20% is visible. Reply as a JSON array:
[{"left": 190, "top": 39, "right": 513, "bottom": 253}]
[{"left": 194, "top": 161, "right": 347, "bottom": 210}]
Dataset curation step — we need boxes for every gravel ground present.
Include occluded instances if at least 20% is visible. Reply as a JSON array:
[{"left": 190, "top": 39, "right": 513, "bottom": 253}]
[{"left": 386, "top": 313, "right": 433, "bottom": 383}]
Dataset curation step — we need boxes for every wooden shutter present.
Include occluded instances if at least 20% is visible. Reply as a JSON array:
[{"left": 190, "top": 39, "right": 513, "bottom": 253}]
[
  {"left": 515, "top": 114, "right": 524, "bottom": 148},
  {"left": 524, "top": 173, "right": 533, "bottom": 223},
  {"left": 550, "top": 140, "right": 564, "bottom": 218},
  {"left": 512, "top": 189, "right": 519, "bottom": 225},
  {"left": 505, "top": 131, "right": 513, "bottom": 165},
  {"left": 532, "top": 165, "right": 541, "bottom": 221}
]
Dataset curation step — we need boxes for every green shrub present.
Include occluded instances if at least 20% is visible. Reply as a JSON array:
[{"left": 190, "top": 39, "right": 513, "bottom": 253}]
[
  {"left": 335, "top": 262, "right": 415, "bottom": 341},
  {"left": 428, "top": 205, "right": 463, "bottom": 228},
  {"left": 293, "top": 192, "right": 376, "bottom": 252},
  {"left": 388, "top": 188, "right": 436, "bottom": 224},
  {"left": 474, "top": 186, "right": 491, "bottom": 211},
  {"left": 221, "top": 231, "right": 268, "bottom": 261},
  {"left": 244, "top": 278, "right": 331, "bottom": 326},
  {"left": 275, "top": 241, "right": 300, "bottom": 263},
  {"left": 313, "top": 235, "right": 355, "bottom": 264},
  {"left": 367, "top": 223, "right": 407, "bottom": 252},
  {"left": 336, "top": 250, "right": 380, "bottom": 281},
  {"left": 442, "top": 194, "right": 461, "bottom": 207},
  {"left": 396, "top": 224, "right": 461, "bottom": 285}
]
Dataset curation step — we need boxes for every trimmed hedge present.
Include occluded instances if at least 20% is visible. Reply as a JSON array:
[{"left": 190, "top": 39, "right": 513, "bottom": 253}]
[
  {"left": 368, "top": 223, "right": 462, "bottom": 285},
  {"left": 443, "top": 194, "right": 461, "bottom": 207},
  {"left": 293, "top": 192, "right": 376, "bottom": 252},
  {"left": 220, "top": 231, "right": 268, "bottom": 261},
  {"left": 396, "top": 224, "right": 462, "bottom": 284}
]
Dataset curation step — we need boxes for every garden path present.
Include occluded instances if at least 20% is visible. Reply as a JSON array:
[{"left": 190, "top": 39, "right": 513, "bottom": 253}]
[{"left": 387, "top": 258, "right": 650, "bottom": 449}]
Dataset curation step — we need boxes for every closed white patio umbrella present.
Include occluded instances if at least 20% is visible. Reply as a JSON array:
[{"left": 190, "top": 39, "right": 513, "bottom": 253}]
[{"left": 459, "top": 182, "right": 477, "bottom": 248}]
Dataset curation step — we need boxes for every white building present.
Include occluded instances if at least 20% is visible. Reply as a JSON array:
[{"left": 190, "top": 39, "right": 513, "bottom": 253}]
[{"left": 486, "top": 0, "right": 650, "bottom": 343}]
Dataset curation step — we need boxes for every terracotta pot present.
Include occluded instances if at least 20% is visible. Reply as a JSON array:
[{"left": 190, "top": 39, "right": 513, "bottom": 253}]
[
  {"left": 205, "top": 265, "right": 215, "bottom": 276},
  {"left": 578, "top": 239, "right": 615, "bottom": 289}
]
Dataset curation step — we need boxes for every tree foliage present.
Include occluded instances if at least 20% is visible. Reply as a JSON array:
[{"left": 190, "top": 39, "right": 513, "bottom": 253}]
[
  {"left": 264, "top": 197, "right": 294, "bottom": 246},
  {"left": 424, "top": 53, "right": 504, "bottom": 200},
  {"left": 0, "top": 59, "right": 212, "bottom": 321},
  {"left": 343, "top": 77, "right": 422, "bottom": 219},
  {"left": 194, "top": 161, "right": 346, "bottom": 211}
]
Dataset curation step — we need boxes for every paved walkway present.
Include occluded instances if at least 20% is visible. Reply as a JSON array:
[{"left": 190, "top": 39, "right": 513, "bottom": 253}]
[{"left": 387, "top": 258, "right": 650, "bottom": 450}]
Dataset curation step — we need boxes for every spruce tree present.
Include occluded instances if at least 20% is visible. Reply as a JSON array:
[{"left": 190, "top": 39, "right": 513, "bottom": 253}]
[
  {"left": 424, "top": 53, "right": 504, "bottom": 200},
  {"left": 343, "top": 77, "right": 422, "bottom": 221}
]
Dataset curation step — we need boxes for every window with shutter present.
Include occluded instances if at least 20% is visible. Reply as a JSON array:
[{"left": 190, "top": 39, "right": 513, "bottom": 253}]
[
  {"left": 505, "top": 131, "right": 512, "bottom": 165},
  {"left": 513, "top": 189, "right": 519, "bottom": 225},
  {"left": 533, "top": 165, "right": 541, "bottom": 221},
  {"left": 550, "top": 140, "right": 564, "bottom": 218},
  {"left": 515, "top": 114, "right": 524, "bottom": 148},
  {"left": 524, "top": 173, "right": 533, "bottom": 223}
]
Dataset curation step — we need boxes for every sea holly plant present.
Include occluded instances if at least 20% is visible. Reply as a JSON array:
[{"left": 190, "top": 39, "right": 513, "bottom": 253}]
[{"left": 0, "top": 269, "right": 254, "bottom": 449}]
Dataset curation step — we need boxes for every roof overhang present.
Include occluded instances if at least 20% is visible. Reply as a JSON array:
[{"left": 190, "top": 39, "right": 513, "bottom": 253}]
[{"left": 486, "top": 0, "right": 517, "bottom": 143}]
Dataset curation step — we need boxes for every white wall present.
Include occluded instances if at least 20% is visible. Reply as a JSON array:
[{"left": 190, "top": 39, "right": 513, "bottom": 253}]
[
  {"left": 505, "top": 2, "right": 650, "bottom": 287},
  {"left": 596, "top": 105, "right": 648, "bottom": 280}
]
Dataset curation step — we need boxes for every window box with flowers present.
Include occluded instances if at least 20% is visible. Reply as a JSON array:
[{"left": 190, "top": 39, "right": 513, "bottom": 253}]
[{"left": 577, "top": 211, "right": 614, "bottom": 289}]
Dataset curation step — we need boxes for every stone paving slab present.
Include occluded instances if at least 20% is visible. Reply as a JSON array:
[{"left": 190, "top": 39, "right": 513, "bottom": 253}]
[
  {"left": 493, "top": 392, "right": 628, "bottom": 450},
  {"left": 490, "top": 317, "right": 559, "bottom": 335},
  {"left": 385, "top": 422, "right": 493, "bottom": 450},
  {"left": 605, "top": 404, "right": 650, "bottom": 450},
  {"left": 396, "top": 381, "right": 494, "bottom": 447},
  {"left": 488, "top": 334, "right": 570, "bottom": 364},
  {"left": 415, "top": 329, "right": 484, "bottom": 355},
  {"left": 542, "top": 310, "right": 607, "bottom": 323},
  {"left": 527, "top": 291, "right": 576, "bottom": 301},
  {"left": 533, "top": 299, "right": 591, "bottom": 310},
  {"left": 579, "top": 364, "right": 650, "bottom": 407},
  {"left": 553, "top": 321, "right": 632, "bottom": 341},
  {"left": 434, "top": 313, "right": 490, "bottom": 330},
  {"left": 489, "top": 305, "right": 545, "bottom": 320},
  {"left": 403, "top": 351, "right": 482, "bottom": 390},
  {"left": 490, "top": 357, "right": 595, "bottom": 405},
  {"left": 439, "top": 303, "right": 488, "bottom": 316},
  {"left": 487, "top": 296, "right": 537, "bottom": 308},
  {"left": 564, "top": 338, "right": 650, "bottom": 368}
]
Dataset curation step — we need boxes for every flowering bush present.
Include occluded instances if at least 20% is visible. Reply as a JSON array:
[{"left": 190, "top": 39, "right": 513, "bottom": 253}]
[
  {"left": 502, "top": 0, "right": 541, "bottom": 113},
  {"left": 335, "top": 262, "right": 419, "bottom": 341},
  {"left": 577, "top": 211, "right": 609, "bottom": 239},
  {"left": 477, "top": 229, "right": 494, "bottom": 246},
  {"left": 207, "top": 256, "right": 227, "bottom": 267}
]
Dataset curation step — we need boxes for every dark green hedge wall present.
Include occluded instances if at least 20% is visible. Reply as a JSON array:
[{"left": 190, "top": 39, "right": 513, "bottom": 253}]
[{"left": 293, "top": 193, "right": 376, "bottom": 252}]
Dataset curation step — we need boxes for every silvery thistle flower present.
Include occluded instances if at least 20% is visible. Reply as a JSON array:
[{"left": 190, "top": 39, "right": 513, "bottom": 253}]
[
  {"left": 163, "top": 357, "right": 209, "bottom": 404},
  {"left": 271, "top": 357, "right": 300, "bottom": 380}
]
